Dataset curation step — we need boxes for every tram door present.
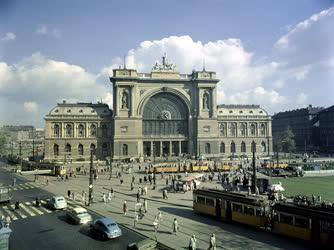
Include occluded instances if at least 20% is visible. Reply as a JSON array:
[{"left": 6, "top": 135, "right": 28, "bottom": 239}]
[
  {"left": 226, "top": 200, "right": 232, "bottom": 222},
  {"left": 215, "top": 199, "right": 221, "bottom": 218},
  {"left": 311, "top": 218, "right": 320, "bottom": 248}
]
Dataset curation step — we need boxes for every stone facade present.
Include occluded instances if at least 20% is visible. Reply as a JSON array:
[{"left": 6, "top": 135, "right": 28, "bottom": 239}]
[
  {"left": 318, "top": 105, "right": 334, "bottom": 154},
  {"left": 44, "top": 57, "right": 273, "bottom": 161}
]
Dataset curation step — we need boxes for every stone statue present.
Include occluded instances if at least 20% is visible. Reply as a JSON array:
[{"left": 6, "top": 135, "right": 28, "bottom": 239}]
[
  {"left": 203, "top": 93, "right": 209, "bottom": 109},
  {"left": 121, "top": 91, "right": 129, "bottom": 109}
]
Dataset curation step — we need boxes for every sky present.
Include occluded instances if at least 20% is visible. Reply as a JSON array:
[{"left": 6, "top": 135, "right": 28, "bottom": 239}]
[{"left": 0, "top": 0, "right": 334, "bottom": 128}]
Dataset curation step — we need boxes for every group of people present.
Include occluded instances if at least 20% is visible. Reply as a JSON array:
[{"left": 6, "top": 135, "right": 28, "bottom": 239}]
[{"left": 188, "top": 233, "right": 216, "bottom": 250}]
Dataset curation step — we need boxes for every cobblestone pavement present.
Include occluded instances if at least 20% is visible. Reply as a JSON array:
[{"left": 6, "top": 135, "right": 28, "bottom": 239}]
[{"left": 10, "top": 163, "right": 308, "bottom": 250}]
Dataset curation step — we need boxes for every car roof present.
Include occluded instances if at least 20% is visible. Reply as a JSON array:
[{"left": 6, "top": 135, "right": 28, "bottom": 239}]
[
  {"left": 72, "top": 207, "right": 87, "bottom": 213},
  {"left": 97, "top": 217, "right": 116, "bottom": 225}
]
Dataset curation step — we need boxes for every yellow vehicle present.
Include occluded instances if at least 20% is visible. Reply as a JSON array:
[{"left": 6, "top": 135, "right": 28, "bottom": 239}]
[
  {"left": 191, "top": 165, "right": 209, "bottom": 172},
  {"left": 150, "top": 163, "right": 179, "bottom": 173},
  {"left": 21, "top": 160, "right": 66, "bottom": 176}
]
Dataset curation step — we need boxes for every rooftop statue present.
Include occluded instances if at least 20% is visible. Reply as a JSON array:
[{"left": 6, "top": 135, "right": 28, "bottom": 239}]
[{"left": 152, "top": 55, "right": 176, "bottom": 72}]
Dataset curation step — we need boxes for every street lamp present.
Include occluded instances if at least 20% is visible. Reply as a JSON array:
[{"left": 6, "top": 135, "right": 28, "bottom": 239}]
[{"left": 88, "top": 149, "right": 94, "bottom": 206}]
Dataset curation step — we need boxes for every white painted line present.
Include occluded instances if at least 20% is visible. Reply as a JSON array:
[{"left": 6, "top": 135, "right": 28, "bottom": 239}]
[
  {"left": 20, "top": 203, "right": 37, "bottom": 217},
  {"left": 21, "top": 184, "right": 31, "bottom": 189},
  {"left": 25, "top": 183, "right": 37, "bottom": 188},
  {"left": 25, "top": 202, "right": 44, "bottom": 215},
  {"left": 12, "top": 187, "right": 18, "bottom": 191},
  {"left": 10, "top": 204, "right": 27, "bottom": 219},
  {"left": 2, "top": 206, "right": 18, "bottom": 220},
  {"left": 38, "top": 200, "right": 52, "bottom": 213}
]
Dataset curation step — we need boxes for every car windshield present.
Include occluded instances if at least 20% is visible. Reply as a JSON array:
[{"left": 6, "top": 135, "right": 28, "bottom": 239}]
[
  {"left": 107, "top": 223, "right": 117, "bottom": 227},
  {"left": 77, "top": 211, "right": 89, "bottom": 217},
  {"left": 57, "top": 198, "right": 65, "bottom": 202}
]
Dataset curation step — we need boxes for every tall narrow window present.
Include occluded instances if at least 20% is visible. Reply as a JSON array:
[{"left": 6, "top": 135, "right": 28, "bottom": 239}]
[
  {"left": 261, "top": 141, "right": 266, "bottom": 153},
  {"left": 220, "top": 142, "right": 225, "bottom": 153},
  {"left": 102, "top": 124, "right": 108, "bottom": 137},
  {"left": 65, "top": 143, "right": 71, "bottom": 153},
  {"left": 78, "top": 124, "right": 85, "bottom": 137},
  {"left": 229, "top": 123, "right": 236, "bottom": 137},
  {"left": 240, "top": 123, "right": 246, "bottom": 136},
  {"left": 219, "top": 123, "right": 226, "bottom": 136},
  {"left": 251, "top": 141, "right": 256, "bottom": 153},
  {"left": 90, "top": 124, "right": 97, "bottom": 137},
  {"left": 90, "top": 143, "right": 96, "bottom": 155},
  {"left": 54, "top": 124, "right": 60, "bottom": 137},
  {"left": 205, "top": 143, "right": 211, "bottom": 154},
  {"left": 53, "top": 144, "right": 59, "bottom": 156},
  {"left": 260, "top": 123, "right": 266, "bottom": 136},
  {"left": 78, "top": 144, "right": 84, "bottom": 156},
  {"left": 102, "top": 143, "right": 108, "bottom": 157},
  {"left": 241, "top": 141, "right": 246, "bottom": 153},
  {"left": 250, "top": 123, "right": 256, "bottom": 136},
  {"left": 122, "top": 144, "right": 128, "bottom": 156},
  {"left": 65, "top": 124, "right": 73, "bottom": 137},
  {"left": 231, "top": 142, "right": 236, "bottom": 153}
]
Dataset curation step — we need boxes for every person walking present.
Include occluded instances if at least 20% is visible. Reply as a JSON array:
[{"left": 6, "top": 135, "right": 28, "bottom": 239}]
[
  {"left": 123, "top": 201, "right": 128, "bottom": 215},
  {"left": 189, "top": 234, "right": 197, "bottom": 250},
  {"left": 144, "top": 199, "right": 148, "bottom": 213},
  {"left": 108, "top": 191, "right": 112, "bottom": 202},
  {"left": 136, "top": 190, "right": 141, "bottom": 203},
  {"left": 157, "top": 211, "right": 162, "bottom": 223},
  {"left": 172, "top": 218, "right": 178, "bottom": 235},
  {"left": 134, "top": 213, "right": 139, "bottom": 228},
  {"left": 67, "top": 190, "right": 71, "bottom": 199},
  {"left": 153, "top": 217, "right": 159, "bottom": 234},
  {"left": 102, "top": 193, "right": 106, "bottom": 203},
  {"left": 71, "top": 191, "right": 75, "bottom": 201},
  {"left": 208, "top": 233, "right": 216, "bottom": 250}
]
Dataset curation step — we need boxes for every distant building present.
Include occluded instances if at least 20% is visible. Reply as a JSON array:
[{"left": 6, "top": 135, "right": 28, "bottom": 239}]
[
  {"left": 1, "top": 125, "right": 35, "bottom": 141},
  {"left": 272, "top": 105, "right": 324, "bottom": 153},
  {"left": 318, "top": 105, "right": 334, "bottom": 154},
  {"left": 44, "top": 56, "right": 273, "bottom": 161}
]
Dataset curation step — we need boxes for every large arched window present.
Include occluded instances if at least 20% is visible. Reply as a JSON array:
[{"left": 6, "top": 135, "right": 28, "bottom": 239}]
[
  {"left": 219, "top": 123, "right": 226, "bottom": 136},
  {"left": 260, "top": 123, "right": 266, "bottom": 136},
  {"left": 205, "top": 143, "right": 211, "bottom": 154},
  {"left": 229, "top": 123, "right": 237, "bottom": 137},
  {"left": 241, "top": 141, "right": 246, "bottom": 153},
  {"left": 239, "top": 123, "right": 246, "bottom": 136},
  {"left": 65, "top": 124, "right": 73, "bottom": 137},
  {"left": 231, "top": 141, "right": 236, "bottom": 153},
  {"left": 122, "top": 144, "right": 128, "bottom": 156},
  {"left": 90, "top": 143, "right": 96, "bottom": 155},
  {"left": 251, "top": 141, "right": 256, "bottom": 153},
  {"left": 90, "top": 124, "right": 97, "bottom": 137},
  {"left": 250, "top": 123, "right": 257, "bottom": 136},
  {"left": 53, "top": 144, "right": 59, "bottom": 156},
  {"left": 220, "top": 142, "right": 225, "bottom": 153},
  {"left": 54, "top": 124, "right": 60, "bottom": 138},
  {"left": 78, "top": 124, "right": 85, "bottom": 138},
  {"left": 65, "top": 143, "right": 71, "bottom": 153},
  {"left": 78, "top": 144, "right": 84, "bottom": 156},
  {"left": 261, "top": 141, "right": 266, "bottom": 153}
]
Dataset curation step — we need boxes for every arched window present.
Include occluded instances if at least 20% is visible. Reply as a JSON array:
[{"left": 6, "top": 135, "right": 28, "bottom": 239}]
[
  {"left": 231, "top": 142, "right": 236, "bottom": 153},
  {"left": 261, "top": 141, "right": 266, "bottom": 153},
  {"left": 102, "top": 124, "right": 108, "bottom": 137},
  {"left": 219, "top": 123, "right": 226, "bottom": 136},
  {"left": 65, "top": 143, "right": 71, "bottom": 153},
  {"left": 90, "top": 143, "right": 96, "bottom": 155},
  {"left": 65, "top": 124, "right": 73, "bottom": 137},
  {"left": 251, "top": 141, "right": 256, "bottom": 153},
  {"left": 90, "top": 124, "right": 97, "bottom": 137},
  {"left": 78, "top": 144, "right": 83, "bottom": 156},
  {"left": 102, "top": 143, "right": 108, "bottom": 157},
  {"left": 122, "top": 144, "right": 128, "bottom": 156},
  {"left": 250, "top": 123, "right": 256, "bottom": 136},
  {"left": 205, "top": 143, "right": 211, "bottom": 154},
  {"left": 53, "top": 144, "right": 59, "bottom": 156},
  {"left": 202, "top": 92, "right": 210, "bottom": 109},
  {"left": 241, "top": 141, "right": 246, "bottom": 153},
  {"left": 240, "top": 123, "right": 246, "bottom": 136},
  {"left": 229, "top": 123, "right": 237, "bottom": 137},
  {"left": 54, "top": 124, "right": 60, "bottom": 137},
  {"left": 78, "top": 124, "right": 85, "bottom": 137},
  {"left": 260, "top": 123, "right": 266, "bottom": 136},
  {"left": 220, "top": 142, "right": 225, "bottom": 153}
]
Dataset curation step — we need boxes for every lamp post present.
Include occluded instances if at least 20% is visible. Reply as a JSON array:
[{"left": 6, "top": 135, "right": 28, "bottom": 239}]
[
  {"left": 88, "top": 149, "right": 94, "bottom": 206},
  {"left": 252, "top": 151, "right": 257, "bottom": 193}
]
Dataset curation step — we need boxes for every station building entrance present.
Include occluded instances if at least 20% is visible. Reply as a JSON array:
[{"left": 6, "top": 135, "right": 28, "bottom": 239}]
[{"left": 142, "top": 92, "right": 188, "bottom": 157}]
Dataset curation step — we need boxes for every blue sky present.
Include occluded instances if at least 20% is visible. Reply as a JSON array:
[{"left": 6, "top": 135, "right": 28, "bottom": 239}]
[{"left": 0, "top": 0, "right": 334, "bottom": 127}]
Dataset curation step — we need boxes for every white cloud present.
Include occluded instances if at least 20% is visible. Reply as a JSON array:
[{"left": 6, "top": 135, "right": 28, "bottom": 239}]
[
  {"left": 1, "top": 32, "right": 16, "bottom": 41},
  {"left": 23, "top": 101, "right": 39, "bottom": 114},
  {"left": 36, "top": 24, "right": 62, "bottom": 39}
]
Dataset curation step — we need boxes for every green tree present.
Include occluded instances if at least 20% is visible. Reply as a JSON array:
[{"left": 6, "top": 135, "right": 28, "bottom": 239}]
[
  {"left": 0, "top": 131, "right": 8, "bottom": 155},
  {"left": 273, "top": 126, "right": 296, "bottom": 153}
]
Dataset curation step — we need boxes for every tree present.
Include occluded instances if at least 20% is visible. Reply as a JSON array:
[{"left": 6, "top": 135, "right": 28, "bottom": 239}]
[
  {"left": 0, "top": 131, "right": 8, "bottom": 155},
  {"left": 273, "top": 126, "right": 296, "bottom": 153}
]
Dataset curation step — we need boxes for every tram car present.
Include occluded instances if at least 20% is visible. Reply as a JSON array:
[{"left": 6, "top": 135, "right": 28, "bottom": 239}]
[
  {"left": 193, "top": 189, "right": 270, "bottom": 228},
  {"left": 149, "top": 163, "right": 179, "bottom": 173},
  {"left": 272, "top": 202, "right": 334, "bottom": 248}
]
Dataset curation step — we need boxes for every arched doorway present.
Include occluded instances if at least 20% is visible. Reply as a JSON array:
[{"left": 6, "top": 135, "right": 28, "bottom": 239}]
[{"left": 142, "top": 92, "right": 188, "bottom": 158}]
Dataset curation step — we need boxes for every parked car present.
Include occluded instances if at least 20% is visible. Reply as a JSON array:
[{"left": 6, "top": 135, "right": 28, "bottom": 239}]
[
  {"left": 90, "top": 217, "right": 122, "bottom": 240},
  {"left": 48, "top": 196, "right": 67, "bottom": 210},
  {"left": 66, "top": 206, "right": 92, "bottom": 224}
]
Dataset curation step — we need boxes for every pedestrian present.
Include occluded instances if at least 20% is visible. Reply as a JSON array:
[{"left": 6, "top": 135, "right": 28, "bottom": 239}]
[
  {"left": 137, "top": 190, "right": 141, "bottom": 202},
  {"left": 144, "top": 186, "right": 147, "bottom": 195},
  {"left": 67, "top": 190, "right": 71, "bottom": 199},
  {"left": 144, "top": 199, "right": 148, "bottom": 213},
  {"left": 172, "top": 218, "right": 178, "bottom": 235},
  {"left": 166, "top": 178, "right": 169, "bottom": 186},
  {"left": 153, "top": 217, "right": 159, "bottom": 233},
  {"left": 71, "top": 191, "right": 75, "bottom": 201},
  {"left": 208, "top": 233, "right": 216, "bottom": 250},
  {"left": 13, "top": 178, "right": 16, "bottom": 186},
  {"left": 120, "top": 178, "right": 123, "bottom": 185},
  {"left": 82, "top": 191, "right": 86, "bottom": 203},
  {"left": 5, "top": 215, "right": 11, "bottom": 227},
  {"left": 123, "top": 201, "right": 128, "bottom": 215},
  {"left": 189, "top": 234, "right": 197, "bottom": 250},
  {"left": 157, "top": 211, "right": 162, "bottom": 223},
  {"left": 132, "top": 175, "right": 135, "bottom": 183},
  {"left": 46, "top": 177, "right": 49, "bottom": 185},
  {"left": 134, "top": 213, "right": 139, "bottom": 228},
  {"left": 102, "top": 193, "right": 106, "bottom": 203}
]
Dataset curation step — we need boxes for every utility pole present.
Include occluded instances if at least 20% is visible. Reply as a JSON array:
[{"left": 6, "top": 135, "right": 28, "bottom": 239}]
[
  {"left": 10, "top": 141, "right": 13, "bottom": 156},
  {"left": 88, "top": 149, "right": 94, "bottom": 206},
  {"left": 32, "top": 139, "right": 35, "bottom": 161},
  {"left": 252, "top": 151, "right": 257, "bottom": 193},
  {"left": 19, "top": 141, "right": 22, "bottom": 158}
]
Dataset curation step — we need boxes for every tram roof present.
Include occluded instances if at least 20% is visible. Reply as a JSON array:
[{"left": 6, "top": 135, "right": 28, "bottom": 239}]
[{"left": 194, "top": 188, "right": 269, "bottom": 206}]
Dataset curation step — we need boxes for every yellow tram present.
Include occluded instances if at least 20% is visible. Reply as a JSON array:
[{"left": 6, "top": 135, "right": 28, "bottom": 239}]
[{"left": 193, "top": 189, "right": 270, "bottom": 228}]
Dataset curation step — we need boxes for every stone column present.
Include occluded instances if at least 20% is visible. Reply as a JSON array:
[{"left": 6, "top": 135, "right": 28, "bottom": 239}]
[
  {"left": 179, "top": 141, "right": 182, "bottom": 155},
  {"left": 130, "top": 86, "right": 134, "bottom": 117},
  {"left": 169, "top": 141, "right": 172, "bottom": 156},
  {"left": 160, "top": 141, "right": 163, "bottom": 157},
  {"left": 150, "top": 141, "right": 153, "bottom": 157},
  {"left": 115, "top": 86, "right": 119, "bottom": 116}
]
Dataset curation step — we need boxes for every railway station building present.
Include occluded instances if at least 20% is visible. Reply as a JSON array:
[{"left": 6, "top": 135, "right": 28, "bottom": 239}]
[{"left": 44, "top": 56, "right": 273, "bottom": 161}]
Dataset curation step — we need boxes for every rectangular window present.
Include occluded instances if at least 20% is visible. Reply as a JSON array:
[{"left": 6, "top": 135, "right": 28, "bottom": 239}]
[
  {"left": 197, "top": 196, "right": 205, "bottom": 204},
  {"left": 280, "top": 213, "right": 294, "bottom": 225},
  {"left": 244, "top": 206, "right": 255, "bottom": 216},
  {"left": 206, "top": 198, "right": 214, "bottom": 207},
  {"left": 232, "top": 203, "right": 243, "bottom": 213},
  {"left": 295, "top": 216, "right": 310, "bottom": 228}
]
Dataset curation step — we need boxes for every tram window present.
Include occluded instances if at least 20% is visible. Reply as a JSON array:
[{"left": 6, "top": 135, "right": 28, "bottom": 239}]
[
  {"left": 256, "top": 208, "right": 264, "bottom": 216},
  {"left": 232, "top": 203, "right": 243, "bottom": 213},
  {"left": 295, "top": 216, "right": 310, "bottom": 228},
  {"left": 206, "top": 198, "right": 214, "bottom": 207},
  {"left": 280, "top": 214, "right": 294, "bottom": 225},
  {"left": 244, "top": 206, "right": 255, "bottom": 216},
  {"left": 197, "top": 196, "right": 205, "bottom": 204},
  {"left": 320, "top": 221, "right": 331, "bottom": 233}
]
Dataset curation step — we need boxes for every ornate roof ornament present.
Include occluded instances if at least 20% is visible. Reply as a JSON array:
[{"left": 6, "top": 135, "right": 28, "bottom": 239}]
[{"left": 152, "top": 54, "right": 176, "bottom": 72}]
